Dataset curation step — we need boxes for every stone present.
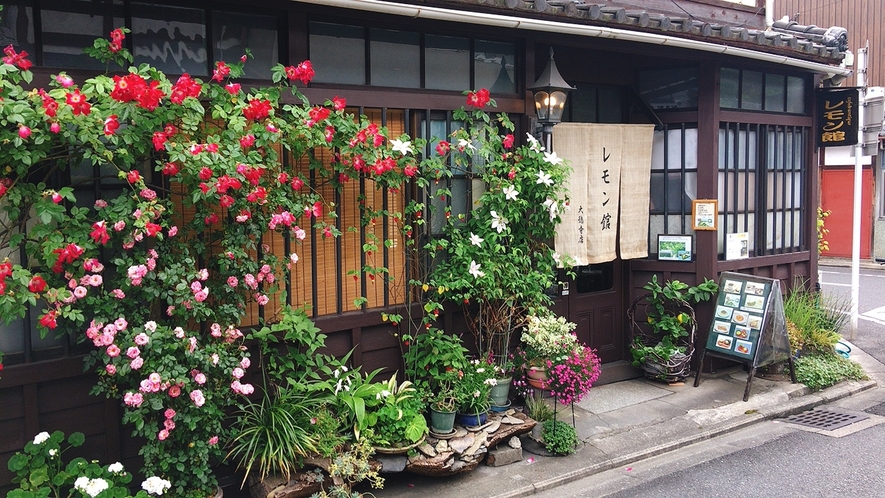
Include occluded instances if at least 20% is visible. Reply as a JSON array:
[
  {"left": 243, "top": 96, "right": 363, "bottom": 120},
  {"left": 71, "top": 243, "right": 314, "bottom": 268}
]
[
  {"left": 484, "top": 420, "right": 501, "bottom": 433},
  {"left": 486, "top": 446, "right": 523, "bottom": 467},
  {"left": 451, "top": 427, "right": 469, "bottom": 438},
  {"left": 247, "top": 469, "right": 329, "bottom": 498},
  {"left": 502, "top": 415, "right": 523, "bottom": 425},
  {"left": 508, "top": 436, "right": 522, "bottom": 449},
  {"left": 463, "top": 433, "right": 487, "bottom": 456},
  {"left": 376, "top": 455, "right": 408, "bottom": 473},
  {"left": 487, "top": 412, "right": 537, "bottom": 449},
  {"left": 449, "top": 434, "right": 475, "bottom": 454},
  {"left": 436, "top": 440, "right": 448, "bottom": 453},
  {"left": 418, "top": 442, "right": 437, "bottom": 457}
]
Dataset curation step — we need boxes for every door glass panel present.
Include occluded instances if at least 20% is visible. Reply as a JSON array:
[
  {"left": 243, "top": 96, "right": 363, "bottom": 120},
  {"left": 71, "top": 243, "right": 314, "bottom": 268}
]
[
  {"left": 309, "top": 22, "right": 365, "bottom": 85},
  {"left": 575, "top": 263, "right": 613, "bottom": 293}
]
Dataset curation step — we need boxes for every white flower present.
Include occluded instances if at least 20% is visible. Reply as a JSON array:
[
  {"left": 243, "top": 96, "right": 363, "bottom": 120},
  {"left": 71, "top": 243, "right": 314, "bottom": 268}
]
[
  {"left": 469, "top": 232, "right": 484, "bottom": 247},
  {"left": 552, "top": 252, "right": 562, "bottom": 265},
  {"left": 376, "top": 389, "right": 391, "bottom": 400},
  {"left": 543, "top": 150, "right": 563, "bottom": 166},
  {"left": 108, "top": 462, "right": 125, "bottom": 473},
  {"left": 142, "top": 476, "right": 172, "bottom": 496},
  {"left": 75, "top": 477, "right": 109, "bottom": 497},
  {"left": 49, "top": 449, "right": 58, "bottom": 457},
  {"left": 502, "top": 185, "right": 519, "bottom": 201},
  {"left": 473, "top": 390, "right": 481, "bottom": 398},
  {"left": 33, "top": 432, "right": 50, "bottom": 445},
  {"left": 526, "top": 132, "right": 542, "bottom": 152},
  {"left": 457, "top": 138, "right": 476, "bottom": 150},
  {"left": 543, "top": 197, "right": 559, "bottom": 221},
  {"left": 476, "top": 368, "right": 485, "bottom": 373},
  {"left": 490, "top": 211, "right": 508, "bottom": 233},
  {"left": 391, "top": 138, "right": 412, "bottom": 155},
  {"left": 536, "top": 170, "right": 553, "bottom": 187},
  {"left": 485, "top": 378, "right": 498, "bottom": 386},
  {"left": 74, "top": 476, "right": 90, "bottom": 490},
  {"left": 468, "top": 260, "right": 485, "bottom": 278}
]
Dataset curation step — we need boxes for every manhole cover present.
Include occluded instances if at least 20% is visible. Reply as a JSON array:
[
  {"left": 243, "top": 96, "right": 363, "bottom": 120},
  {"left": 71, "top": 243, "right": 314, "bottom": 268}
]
[{"left": 783, "top": 409, "right": 869, "bottom": 431}]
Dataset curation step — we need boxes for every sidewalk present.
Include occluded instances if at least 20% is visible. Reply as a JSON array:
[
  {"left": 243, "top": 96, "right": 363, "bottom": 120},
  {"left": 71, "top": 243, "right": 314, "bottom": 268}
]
[{"left": 380, "top": 342, "right": 883, "bottom": 498}]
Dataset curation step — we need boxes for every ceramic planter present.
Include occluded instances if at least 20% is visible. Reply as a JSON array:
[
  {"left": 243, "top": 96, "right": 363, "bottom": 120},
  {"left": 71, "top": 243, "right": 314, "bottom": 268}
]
[
  {"left": 429, "top": 407, "right": 456, "bottom": 434},
  {"left": 489, "top": 376, "right": 512, "bottom": 406},
  {"left": 456, "top": 411, "right": 488, "bottom": 427}
]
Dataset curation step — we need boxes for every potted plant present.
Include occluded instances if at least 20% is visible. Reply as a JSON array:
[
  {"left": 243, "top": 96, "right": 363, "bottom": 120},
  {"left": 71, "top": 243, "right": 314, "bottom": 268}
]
[
  {"left": 628, "top": 275, "right": 719, "bottom": 383},
  {"left": 427, "top": 381, "right": 458, "bottom": 434},
  {"left": 366, "top": 376, "right": 429, "bottom": 452},
  {"left": 454, "top": 358, "right": 496, "bottom": 426}
]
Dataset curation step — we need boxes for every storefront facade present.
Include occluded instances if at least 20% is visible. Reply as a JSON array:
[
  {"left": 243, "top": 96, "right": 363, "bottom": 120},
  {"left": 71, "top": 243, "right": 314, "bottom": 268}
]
[{"left": 0, "top": 0, "right": 848, "bottom": 490}]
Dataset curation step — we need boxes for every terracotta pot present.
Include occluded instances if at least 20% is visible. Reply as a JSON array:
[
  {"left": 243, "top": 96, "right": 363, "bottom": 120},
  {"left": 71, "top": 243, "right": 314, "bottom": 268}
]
[
  {"left": 527, "top": 378, "right": 546, "bottom": 390},
  {"left": 526, "top": 366, "right": 547, "bottom": 381}
]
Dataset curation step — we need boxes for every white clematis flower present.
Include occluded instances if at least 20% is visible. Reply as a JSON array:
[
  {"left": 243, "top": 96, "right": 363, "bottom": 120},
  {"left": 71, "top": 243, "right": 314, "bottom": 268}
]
[
  {"left": 536, "top": 170, "right": 553, "bottom": 187},
  {"left": 468, "top": 260, "right": 485, "bottom": 278},
  {"left": 391, "top": 138, "right": 412, "bottom": 156},
  {"left": 469, "top": 232, "right": 484, "bottom": 246},
  {"left": 490, "top": 211, "right": 508, "bottom": 233},
  {"left": 503, "top": 185, "right": 519, "bottom": 201},
  {"left": 543, "top": 150, "right": 563, "bottom": 166},
  {"left": 543, "top": 197, "right": 559, "bottom": 220},
  {"left": 526, "top": 132, "right": 542, "bottom": 152},
  {"left": 457, "top": 138, "right": 476, "bottom": 150}
]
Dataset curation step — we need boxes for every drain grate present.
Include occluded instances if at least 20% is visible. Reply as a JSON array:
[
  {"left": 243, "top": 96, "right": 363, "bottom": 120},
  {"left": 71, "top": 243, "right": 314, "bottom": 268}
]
[{"left": 783, "top": 409, "right": 869, "bottom": 431}]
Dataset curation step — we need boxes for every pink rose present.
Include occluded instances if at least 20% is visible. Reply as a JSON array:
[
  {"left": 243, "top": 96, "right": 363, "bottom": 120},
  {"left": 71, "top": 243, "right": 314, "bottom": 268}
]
[
  {"left": 232, "top": 367, "right": 244, "bottom": 379},
  {"left": 190, "top": 389, "right": 205, "bottom": 407},
  {"left": 130, "top": 357, "right": 144, "bottom": 370},
  {"left": 208, "top": 436, "right": 219, "bottom": 445},
  {"left": 134, "top": 333, "right": 149, "bottom": 346},
  {"left": 240, "top": 357, "right": 251, "bottom": 369},
  {"left": 158, "top": 429, "right": 169, "bottom": 441},
  {"left": 164, "top": 408, "right": 176, "bottom": 419},
  {"left": 194, "top": 372, "right": 207, "bottom": 385},
  {"left": 106, "top": 344, "right": 121, "bottom": 357},
  {"left": 168, "top": 385, "right": 181, "bottom": 398},
  {"left": 126, "top": 346, "right": 140, "bottom": 359}
]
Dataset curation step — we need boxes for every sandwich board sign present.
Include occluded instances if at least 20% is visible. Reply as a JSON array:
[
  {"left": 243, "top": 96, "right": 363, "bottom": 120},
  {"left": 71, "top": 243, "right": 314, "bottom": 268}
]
[{"left": 693, "top": 272, "right": 795, "bottom": 401}]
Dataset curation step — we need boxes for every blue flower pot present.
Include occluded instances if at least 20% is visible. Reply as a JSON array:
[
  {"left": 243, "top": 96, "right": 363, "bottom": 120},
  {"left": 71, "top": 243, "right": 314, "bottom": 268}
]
[{"left": 456, "top": 411, "right": 488, "bottom": 427}]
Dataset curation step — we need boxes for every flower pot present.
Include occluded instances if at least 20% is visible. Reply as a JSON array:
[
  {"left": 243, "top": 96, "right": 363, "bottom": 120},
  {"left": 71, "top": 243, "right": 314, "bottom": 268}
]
[
  {"left": 489, "top": 376, "right": 512, "bottom": 407},
  {"left": 526, "top": 366, "right": 547, "bottom": 381},
  {"left": 527, "top": 377, "right": 547, "bottom": 390},
  {"left": 456, "top": 411, "right": 488, "bottom": 427},
  {"left": 429, "top": 408, "right": 456, "bottom": 434}
]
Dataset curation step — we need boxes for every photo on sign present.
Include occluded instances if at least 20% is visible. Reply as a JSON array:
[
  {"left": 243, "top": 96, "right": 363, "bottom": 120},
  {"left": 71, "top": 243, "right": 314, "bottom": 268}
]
[
  {"left": 734, "top": 340, "right": 753, "bottom": 356},
  {"left": 715, "top": 334, "right": 734, "bottom": 350},
  {"left": 723, "top": 293, "right": 741, "bottom": 308},
  {"left": 744, "top": 282, "right": 766, "bottom": 296},
  {"left": 713, "top": 320, "right": 731, "bottom": 334},
  {"left": 723, "top": 279, "right": 743, "bottom": 294},
  {"left": 715, "top": 305, "right": 734, "bottom": 320},
  {"left": 692, "top": 199, "right": 718, "bottom": 231},
  {"left": 733, "top": 325, "right": 750, "bottom": 340},
  {"left": 747, "top": 314, "right": 763, "bottom": 330},
  {"left": 732, "top": 310, "right": 750, "bottom": 325},
  {"left": 657, "top": 234, "right": 693, "bottom": 261},
  {"left": 743, "top": 295, "right": 765, "bottom": 310}
]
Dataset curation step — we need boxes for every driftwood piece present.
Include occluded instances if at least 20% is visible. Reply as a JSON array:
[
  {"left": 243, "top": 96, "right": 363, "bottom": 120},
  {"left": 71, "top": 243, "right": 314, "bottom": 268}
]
[{"left": 247, "top": 466, "right": 331, "bottom": 498}]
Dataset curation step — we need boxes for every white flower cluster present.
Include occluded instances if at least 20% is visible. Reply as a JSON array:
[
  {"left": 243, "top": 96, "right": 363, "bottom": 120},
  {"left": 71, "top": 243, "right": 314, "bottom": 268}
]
[
  {"left": 522, "top": 314, "right": 578, "bottom": 358},
  {"left": 33, "top": 431, "right": 50, "bottom": 445},
  {"left": 141, "top": 476, "right": 172, "bottom": 495},
  {"left": 74, "top": 477, "right": 109, "bottom": 497}
]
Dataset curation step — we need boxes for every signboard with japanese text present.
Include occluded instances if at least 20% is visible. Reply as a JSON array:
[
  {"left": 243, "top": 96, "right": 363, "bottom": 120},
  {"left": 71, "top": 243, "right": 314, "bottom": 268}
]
[{"left": 816, "top": 88, "right": 859, "bottom": 147}]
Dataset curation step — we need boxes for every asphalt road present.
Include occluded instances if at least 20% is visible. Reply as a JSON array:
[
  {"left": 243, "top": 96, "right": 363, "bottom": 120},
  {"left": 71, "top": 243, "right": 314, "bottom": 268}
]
[{"left": 535, "top": 264, "right": 885, "bottom": 498}]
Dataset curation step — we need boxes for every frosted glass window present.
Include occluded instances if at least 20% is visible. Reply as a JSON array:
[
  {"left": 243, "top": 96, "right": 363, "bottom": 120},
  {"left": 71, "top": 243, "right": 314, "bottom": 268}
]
[
  {"left": 370, "top": 28, "right": 419, "bottom": 88},
  {"left": 765, "top": 74, "right": 785, "bottom": 112},
  {"left": 212, "top": 11, "right": 278, "bottom": 80},
  {"left": 741, "top": 70, "right": 763, "bottom": 110},
  {"left": 786, "top": 76, "right": 806, "bottom": 114},
  {"left": 132, "top": 3, "right": 207, "bottom": 75},
  {"left": 310, "top": 22, "right": 365, "bottom": 85},
  {"left": 425, "top": 35, "right": 469, "bottom": 91},
  {"left": 720, "top": 67, "right": 740, "bottom": 109},
  {"left": 475, "top": 40, "right": 515, "bottom": 94}
]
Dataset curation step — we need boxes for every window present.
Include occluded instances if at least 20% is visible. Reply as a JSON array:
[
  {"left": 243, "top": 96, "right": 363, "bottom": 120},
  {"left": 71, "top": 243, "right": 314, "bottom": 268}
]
[
  {"left": 638, "top": 67, "right": 698, "bottom": 110},
  {"left": 719, "top": 123, "right": 808, "bottom": 256},
  {"left": 2, "top": 1, "right": 281, "bottom": 74},
  {"left": 309, "top": 22, "right": 516, "bottom": 93},
  {"left": 648, "top": 125, "right": 698, "bottom": 253},
  {"left": 564, "top": 84, "right": 625, "bottom": 123},
  {"left": 721, "top": 67, "right": 807, "bottom": 114}
]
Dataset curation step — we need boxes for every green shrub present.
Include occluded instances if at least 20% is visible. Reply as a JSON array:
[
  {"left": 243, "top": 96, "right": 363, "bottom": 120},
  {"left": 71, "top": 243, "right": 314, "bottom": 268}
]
[
  {"left": 541, "top": 420, "right": 579, "bottom": 455},
  {"left": 784, "top": 286, "right": 849, "bottom": 354},
  {"left": 794, "top": 353, "right": 867, "bottom": 391}
]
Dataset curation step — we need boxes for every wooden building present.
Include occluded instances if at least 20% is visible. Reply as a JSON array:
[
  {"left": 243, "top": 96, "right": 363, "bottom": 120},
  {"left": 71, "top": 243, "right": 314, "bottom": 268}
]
[{"left": 0, "top": 0, "right": 849, "bottom": 493}]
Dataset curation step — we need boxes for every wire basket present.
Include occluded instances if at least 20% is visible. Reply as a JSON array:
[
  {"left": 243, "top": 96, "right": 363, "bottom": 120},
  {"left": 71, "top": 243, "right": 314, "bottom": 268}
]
[{"left": 628, "top": 293, "right": 697, "bottom": 383}]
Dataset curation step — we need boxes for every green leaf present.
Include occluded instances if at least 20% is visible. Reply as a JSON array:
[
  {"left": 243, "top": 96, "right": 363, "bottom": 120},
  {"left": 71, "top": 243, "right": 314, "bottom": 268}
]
[{"left": 67, "top": 432, "right": 85, "bottom": 447}]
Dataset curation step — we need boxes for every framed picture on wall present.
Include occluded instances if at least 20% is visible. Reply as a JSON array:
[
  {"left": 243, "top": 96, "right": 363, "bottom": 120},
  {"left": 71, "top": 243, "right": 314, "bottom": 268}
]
[
  {"left": 692, "top": 199, "right": 718, "bottom": 231},
  {"left": 657, "top": 235, "right": 693, "bottom": 261}
]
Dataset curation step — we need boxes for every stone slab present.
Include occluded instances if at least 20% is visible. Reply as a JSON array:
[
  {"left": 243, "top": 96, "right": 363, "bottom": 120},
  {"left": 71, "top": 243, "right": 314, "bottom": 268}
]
[
  {"left": 485, "top": 446, "right": 522, "bottom": 467},
  {"left": 576, "top": 379, "right": 672, "bottom": 414}
]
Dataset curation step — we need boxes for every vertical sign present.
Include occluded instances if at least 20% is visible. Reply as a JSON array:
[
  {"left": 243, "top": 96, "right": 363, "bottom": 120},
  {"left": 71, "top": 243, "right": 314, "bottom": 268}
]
[{"left": 816, "top": 87, "right": 859, "bottom": 147}]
